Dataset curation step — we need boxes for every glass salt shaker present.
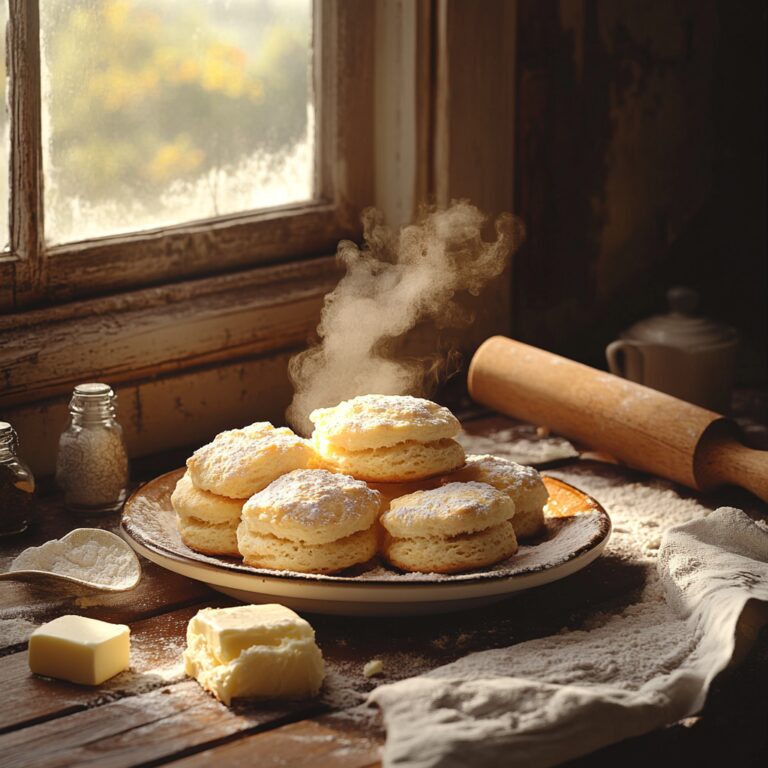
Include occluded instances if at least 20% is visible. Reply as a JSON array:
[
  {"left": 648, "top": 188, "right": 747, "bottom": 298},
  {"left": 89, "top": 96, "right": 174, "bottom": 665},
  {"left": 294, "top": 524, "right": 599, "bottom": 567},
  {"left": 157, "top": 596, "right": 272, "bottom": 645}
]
[
  {"left": 0, "top": 422, "right": 36, "bottom": 536},
  {"left": 56, "top": 383, "right": 129, "bottom": 514}
]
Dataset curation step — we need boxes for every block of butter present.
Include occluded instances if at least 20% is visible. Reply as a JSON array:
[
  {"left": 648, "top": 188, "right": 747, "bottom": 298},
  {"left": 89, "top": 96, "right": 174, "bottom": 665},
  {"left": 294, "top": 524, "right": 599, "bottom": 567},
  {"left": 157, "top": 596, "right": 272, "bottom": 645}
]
[
  {"left": 184, "top": 603, "right": 324, "bottom": 705},
  {"left": 28, "top": 615, "right": 130, "bottom": 686}
]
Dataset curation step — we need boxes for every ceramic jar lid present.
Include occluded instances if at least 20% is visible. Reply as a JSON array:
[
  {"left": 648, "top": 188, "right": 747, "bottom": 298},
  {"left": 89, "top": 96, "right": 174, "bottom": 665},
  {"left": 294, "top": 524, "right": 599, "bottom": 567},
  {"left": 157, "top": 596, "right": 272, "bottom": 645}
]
[{"left": 622, "top": 287, "right": 738, "bottom": 350}]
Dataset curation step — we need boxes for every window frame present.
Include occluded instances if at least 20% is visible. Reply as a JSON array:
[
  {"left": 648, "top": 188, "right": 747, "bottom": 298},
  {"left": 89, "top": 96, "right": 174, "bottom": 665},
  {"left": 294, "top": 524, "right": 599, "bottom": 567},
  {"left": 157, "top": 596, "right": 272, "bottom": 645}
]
[{"left": 1, "top": 0, "right": 374, "bottom": 311}]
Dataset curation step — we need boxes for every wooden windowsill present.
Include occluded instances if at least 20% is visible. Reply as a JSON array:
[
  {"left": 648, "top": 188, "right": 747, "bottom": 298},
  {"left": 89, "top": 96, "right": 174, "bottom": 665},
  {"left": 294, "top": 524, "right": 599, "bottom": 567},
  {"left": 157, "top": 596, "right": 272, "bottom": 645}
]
[{"left": 0, "top": 254, "right": 341, "bottom": 409}]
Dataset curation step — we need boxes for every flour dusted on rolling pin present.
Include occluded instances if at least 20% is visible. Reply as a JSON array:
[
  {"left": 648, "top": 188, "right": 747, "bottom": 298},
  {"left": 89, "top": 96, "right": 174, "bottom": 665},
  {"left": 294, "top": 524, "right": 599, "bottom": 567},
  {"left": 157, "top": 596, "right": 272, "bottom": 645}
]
[{"left": 467, "top": 336, "right": 734, "bottom": 493}]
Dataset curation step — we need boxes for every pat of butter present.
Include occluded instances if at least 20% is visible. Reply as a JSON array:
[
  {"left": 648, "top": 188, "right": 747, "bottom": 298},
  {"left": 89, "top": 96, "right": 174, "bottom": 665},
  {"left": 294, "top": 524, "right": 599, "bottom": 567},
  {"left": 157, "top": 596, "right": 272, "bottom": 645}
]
[
  {"left": 28, "top": 615, "right": 130, "bottom": 686},
  {"left": 184, "top": 604, "right": 324, "bottom": 705}
]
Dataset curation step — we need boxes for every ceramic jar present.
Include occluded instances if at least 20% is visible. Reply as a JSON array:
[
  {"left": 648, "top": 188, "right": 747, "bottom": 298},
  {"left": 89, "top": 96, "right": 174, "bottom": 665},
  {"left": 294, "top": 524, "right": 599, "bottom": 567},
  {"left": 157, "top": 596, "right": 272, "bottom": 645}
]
[{"left": 605, "top": 287, "right": 738, "bottom": 413}]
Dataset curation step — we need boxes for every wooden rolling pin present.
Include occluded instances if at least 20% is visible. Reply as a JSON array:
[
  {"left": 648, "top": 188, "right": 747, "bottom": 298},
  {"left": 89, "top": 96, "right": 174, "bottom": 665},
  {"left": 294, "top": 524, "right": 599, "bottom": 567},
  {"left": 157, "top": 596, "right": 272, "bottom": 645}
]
[{"left": 468, "top": 336, "right": 768, "bottom": 502}]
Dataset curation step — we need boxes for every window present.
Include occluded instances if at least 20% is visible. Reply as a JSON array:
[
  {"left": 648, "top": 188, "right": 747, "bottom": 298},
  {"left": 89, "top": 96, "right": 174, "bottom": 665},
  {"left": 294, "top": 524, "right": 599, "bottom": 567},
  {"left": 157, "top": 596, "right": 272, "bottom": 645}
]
[
  {"left": 1, "top": 0, "right": 373, "bottom": 310},
  {"left": 41, "top": 0, "right": 315, "bottom": 244}
]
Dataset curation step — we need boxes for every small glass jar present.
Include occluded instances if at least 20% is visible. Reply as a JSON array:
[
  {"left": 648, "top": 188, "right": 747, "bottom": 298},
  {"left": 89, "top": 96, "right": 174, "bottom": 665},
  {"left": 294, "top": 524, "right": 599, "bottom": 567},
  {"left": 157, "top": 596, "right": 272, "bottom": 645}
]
[
  {"left": 0, "top": 422, "right": 36, "bottom": 536},
  {"left": 56, "top": 383, "right": 129, "bottom": 514}
]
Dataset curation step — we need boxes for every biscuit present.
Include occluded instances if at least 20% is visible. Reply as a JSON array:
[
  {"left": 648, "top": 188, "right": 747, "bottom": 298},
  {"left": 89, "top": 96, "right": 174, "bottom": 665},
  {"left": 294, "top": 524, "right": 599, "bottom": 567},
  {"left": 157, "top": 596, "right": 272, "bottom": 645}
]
[
  {"left": 237, "top": 523, "right": 378, "bottom": 574},
  {"left": 442, "top": 455, "right": 548, "bottom": 538},
  {"left": 240, "top": 469, "right": 381, "bottom": 545},
  {"left": 383, "top": 522, "right": 518, "bottom": 574},
  {"left": 310, "top": 394, "right": 461, "bottom": 451},
  {"left": 177, "top": 514, "right": 240, "bottom": 557},
  {"left": 380, "top": 481, "right": 515, "bottom": 539},
  {"left": 187, "top": 422, "right": 314, "bottom": 499},
  {"left": 171, "top": 471, "right": 245, "bottom": 526},
  {"left": 314, "top": 436, "right": 465, "bottom": 483},
  {"left": 379, "top": 482, "right": 517, "bottom": 573}
]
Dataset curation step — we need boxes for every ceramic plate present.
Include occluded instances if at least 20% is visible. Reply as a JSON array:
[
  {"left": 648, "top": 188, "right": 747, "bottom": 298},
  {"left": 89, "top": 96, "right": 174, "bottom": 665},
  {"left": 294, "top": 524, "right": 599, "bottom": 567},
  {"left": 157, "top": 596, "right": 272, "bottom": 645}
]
[{"left": 121, "top": 469, "right": 611, "bottom": 616}]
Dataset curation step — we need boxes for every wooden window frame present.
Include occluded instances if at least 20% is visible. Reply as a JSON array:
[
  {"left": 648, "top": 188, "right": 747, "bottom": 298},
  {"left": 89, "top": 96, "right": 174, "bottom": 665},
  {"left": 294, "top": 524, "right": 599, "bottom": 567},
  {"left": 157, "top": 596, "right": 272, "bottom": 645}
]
[{"left": 0, "top": 0, "right": 373, "bottom": 311}]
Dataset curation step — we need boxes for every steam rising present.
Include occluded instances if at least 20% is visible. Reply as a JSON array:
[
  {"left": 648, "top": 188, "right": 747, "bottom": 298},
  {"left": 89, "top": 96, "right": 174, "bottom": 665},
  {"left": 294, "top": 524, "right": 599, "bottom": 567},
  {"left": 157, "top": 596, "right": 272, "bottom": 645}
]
[{"left": 287, "top": 201, "right": 524, "bottom": 435}]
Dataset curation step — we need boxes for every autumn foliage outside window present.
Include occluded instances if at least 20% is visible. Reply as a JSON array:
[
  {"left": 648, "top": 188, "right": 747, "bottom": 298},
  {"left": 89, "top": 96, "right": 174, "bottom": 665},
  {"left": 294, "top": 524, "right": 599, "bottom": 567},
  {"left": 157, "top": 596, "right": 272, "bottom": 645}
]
[{"left": 1, "top": 0, "right": 314, "bottom": 247}]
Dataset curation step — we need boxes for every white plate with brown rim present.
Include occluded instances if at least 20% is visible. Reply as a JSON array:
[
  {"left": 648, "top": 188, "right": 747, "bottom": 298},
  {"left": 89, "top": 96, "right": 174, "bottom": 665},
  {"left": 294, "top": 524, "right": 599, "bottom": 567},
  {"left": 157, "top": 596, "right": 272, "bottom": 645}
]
[{"left": 120, "top": 469, "right": 611, "bottom": 616}]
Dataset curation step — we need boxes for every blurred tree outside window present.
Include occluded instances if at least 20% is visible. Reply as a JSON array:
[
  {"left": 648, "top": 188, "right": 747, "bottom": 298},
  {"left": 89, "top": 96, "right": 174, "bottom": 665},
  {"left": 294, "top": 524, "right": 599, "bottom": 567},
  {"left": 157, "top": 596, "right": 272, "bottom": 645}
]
[{"left": 40, "top": 0, "right": 314, "bottom": 244}]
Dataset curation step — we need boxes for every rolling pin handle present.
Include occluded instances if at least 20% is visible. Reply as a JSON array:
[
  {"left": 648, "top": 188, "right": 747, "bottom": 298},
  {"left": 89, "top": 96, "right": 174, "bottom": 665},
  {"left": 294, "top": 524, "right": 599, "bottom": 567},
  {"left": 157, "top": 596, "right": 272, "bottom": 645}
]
[{"left": 696, "top": 427, "right": 768, "bottom": 503}]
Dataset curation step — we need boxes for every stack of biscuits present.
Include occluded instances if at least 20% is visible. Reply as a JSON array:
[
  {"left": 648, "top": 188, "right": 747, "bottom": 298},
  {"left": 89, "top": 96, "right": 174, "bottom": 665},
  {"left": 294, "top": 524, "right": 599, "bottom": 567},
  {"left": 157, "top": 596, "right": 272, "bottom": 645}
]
[
  {"left": 171, "top": 394, "right": 549, "bottom": 576},
  {"left": 380, "top": 481, "right": 518, "bottom": 573},
  {"left": 308, "top": 395, "right": 549, "bottom": 574},
  {"left": 309, "top": 394, "right": 466, "bottom": 482},
  {"left": 442, "top": 454, "right": 548, "bottom": 539},
  {"left": 237, "top": 469, "right": 382, "bottom": 573},
  {"left": 172, "top": 422, "right": 313, "bottom": 556},
  {"left": 171, "top": 472, "right": 245, "bottom": 557}
]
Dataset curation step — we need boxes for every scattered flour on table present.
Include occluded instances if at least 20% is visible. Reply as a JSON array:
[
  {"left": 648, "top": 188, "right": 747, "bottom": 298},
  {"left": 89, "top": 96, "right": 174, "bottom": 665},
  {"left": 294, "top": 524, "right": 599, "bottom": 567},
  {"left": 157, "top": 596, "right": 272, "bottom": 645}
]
[
  {"left": 362, "top": 465, "right": 722, "bottom": 725},
  {"left": 368, "top": 464, "right": 768, "bottom": 768},
  {"left": 0, "top": 617, "right": 38, "bottom": 647},
  {"left": 459, "top": 430, "right": 578, "bottom": 465},
  {"left": 90, "top": 636, "right": 188, "bottom": 702},
  {"left": 322, "top": 653, "right": 433, "bottom": 715},
  {"left": 75, "top": 594, "right": 116, "bottom": 608}
]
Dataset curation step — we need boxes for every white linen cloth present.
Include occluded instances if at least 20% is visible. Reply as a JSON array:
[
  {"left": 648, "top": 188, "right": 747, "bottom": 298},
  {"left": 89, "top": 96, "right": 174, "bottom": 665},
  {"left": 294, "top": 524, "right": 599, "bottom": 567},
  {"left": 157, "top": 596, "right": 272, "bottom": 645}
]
[{"left": 370, "top": 505, "right": 768, "bottom": 768}]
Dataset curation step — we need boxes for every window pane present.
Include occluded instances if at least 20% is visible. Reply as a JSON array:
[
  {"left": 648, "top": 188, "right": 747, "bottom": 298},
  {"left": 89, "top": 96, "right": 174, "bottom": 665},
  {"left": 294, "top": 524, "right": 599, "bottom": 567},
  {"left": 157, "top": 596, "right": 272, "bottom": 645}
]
[
  {"left": 41, "top": 0, "right": 314, "bottom": 245},
  {"left": 1, "top": 0, "right": 8, "bottom": 251}
]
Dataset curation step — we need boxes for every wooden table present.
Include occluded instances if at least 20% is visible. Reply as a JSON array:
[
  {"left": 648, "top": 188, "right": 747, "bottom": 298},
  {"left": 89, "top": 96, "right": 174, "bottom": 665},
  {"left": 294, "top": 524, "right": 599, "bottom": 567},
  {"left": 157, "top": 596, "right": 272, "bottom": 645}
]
[{"left": 1, "top": 414, "right": 766, "bottom": 768}]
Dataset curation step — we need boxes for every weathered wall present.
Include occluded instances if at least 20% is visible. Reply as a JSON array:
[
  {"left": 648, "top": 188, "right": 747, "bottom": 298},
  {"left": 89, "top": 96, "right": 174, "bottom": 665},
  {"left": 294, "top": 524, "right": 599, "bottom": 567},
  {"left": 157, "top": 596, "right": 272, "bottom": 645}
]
[
  {"left": 513, "top": 0, "right": 766, "bottom": 380},
  {"left": 8, "top": 351, "right": 297, "bottom": 477}
]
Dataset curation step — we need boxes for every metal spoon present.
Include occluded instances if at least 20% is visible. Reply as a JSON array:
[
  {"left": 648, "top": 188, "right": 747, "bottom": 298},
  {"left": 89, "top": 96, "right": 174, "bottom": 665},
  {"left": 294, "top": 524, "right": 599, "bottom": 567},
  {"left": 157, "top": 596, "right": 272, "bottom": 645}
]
[{"left": 0, "top": 528, "right": 141, "bottom": 593}]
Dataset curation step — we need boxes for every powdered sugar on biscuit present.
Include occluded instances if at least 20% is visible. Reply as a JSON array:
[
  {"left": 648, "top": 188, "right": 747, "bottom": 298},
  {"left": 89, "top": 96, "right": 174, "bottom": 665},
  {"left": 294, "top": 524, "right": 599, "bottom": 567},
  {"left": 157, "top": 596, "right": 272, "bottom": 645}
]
[
  {"left": 443, "top": 455, "right": 548, "bottom": 511},
  {"left": 310, "top": 395, "right": 461, "bottom": 450},
  {"left": 187, "top": 422, "right": 314, "bottom": 498},
  {"left": 381, "top": 482, "right": 515, "bottom": 539},
  {"left": 242, "top": 469, "right": 382, "bottom": 544}
]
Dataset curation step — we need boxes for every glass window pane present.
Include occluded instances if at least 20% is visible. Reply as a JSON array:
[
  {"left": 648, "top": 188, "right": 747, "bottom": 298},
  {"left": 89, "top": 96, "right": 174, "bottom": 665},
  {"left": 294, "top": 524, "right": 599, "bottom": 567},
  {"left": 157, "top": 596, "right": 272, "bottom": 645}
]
[
  {"left": 1, "top": 0, "right": 9, "bottom": 251},
  {"left": 41, "top": 0, "right": 314, "bottom": 245}
]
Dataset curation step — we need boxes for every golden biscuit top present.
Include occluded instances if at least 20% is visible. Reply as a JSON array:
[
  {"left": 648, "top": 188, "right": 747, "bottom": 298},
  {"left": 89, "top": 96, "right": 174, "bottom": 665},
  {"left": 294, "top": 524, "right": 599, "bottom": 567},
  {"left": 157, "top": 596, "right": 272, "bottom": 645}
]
[
  {"left": 188, "top": 424, "right": 308, "bottom": 473},
  {"left": 187, "top": 422, "right": 313, "bottom": 497},
  {"left": 309, "top": 394, "right": 461, "bottom": 450},
  {"left": 380, "top": 481, "right": 515, "bottom": 539},
  {"left": 443, "top": 455, "right": 548, "bottom": 500},
  {"left": 242, "top": 469, "right": 382, "bottom": 544},
  {"left": 240, "top": 422, "right": 280, "bottom": 439}
]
